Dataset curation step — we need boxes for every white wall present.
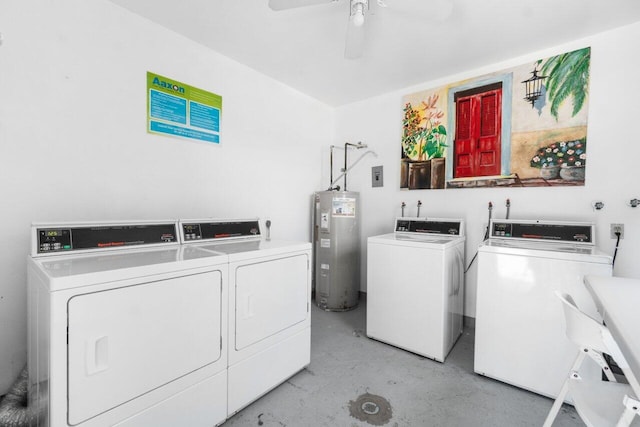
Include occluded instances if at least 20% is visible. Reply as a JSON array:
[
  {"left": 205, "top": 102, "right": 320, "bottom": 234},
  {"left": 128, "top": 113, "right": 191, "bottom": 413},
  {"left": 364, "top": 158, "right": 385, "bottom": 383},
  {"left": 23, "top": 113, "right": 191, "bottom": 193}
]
[
  {"left": 0, "top": 0, "right": 333, "bottom": 394},
  {"left": 334, "top": 21, "right": 640, "bottom": 320},
  {"left": 1, "top": 0, "right": 638, "bottom": 399}
]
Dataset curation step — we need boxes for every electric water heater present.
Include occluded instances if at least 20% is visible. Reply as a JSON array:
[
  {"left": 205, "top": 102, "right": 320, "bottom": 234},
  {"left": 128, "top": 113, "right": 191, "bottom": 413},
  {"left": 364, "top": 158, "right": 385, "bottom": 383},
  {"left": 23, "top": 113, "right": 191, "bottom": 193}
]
[{"left": 313, "top": 190, "right": 360, "bottom": 311}]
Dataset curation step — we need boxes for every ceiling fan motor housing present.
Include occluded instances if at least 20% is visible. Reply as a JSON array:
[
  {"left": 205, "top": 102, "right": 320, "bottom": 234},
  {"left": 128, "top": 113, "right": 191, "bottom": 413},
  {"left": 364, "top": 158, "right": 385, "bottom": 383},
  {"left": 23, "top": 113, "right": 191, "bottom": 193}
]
[{"left": 350, "top": 0, "right": 368, "bottom": 26}]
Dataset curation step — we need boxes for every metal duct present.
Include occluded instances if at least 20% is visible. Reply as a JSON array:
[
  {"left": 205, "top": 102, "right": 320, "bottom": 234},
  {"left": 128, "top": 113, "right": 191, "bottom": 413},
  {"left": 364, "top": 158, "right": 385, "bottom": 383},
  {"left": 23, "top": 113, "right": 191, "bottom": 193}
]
[{"left": 0, "top": 366, "right": 31, "bottom": 427}]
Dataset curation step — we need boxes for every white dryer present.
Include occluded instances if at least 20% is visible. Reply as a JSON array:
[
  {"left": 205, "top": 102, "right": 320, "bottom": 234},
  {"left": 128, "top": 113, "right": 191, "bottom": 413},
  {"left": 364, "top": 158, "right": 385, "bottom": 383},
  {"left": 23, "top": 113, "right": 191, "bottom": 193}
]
[
  {"left": 179, "top": 219, "right": 312, "bottom": 416},
  {"left": 366, "top": 218, "right": 465, "bottom": 362},
  {"left": 28, "top": 221, "right": 228, "bottom": 427},
  {"left": 474, "top": 219, "right": 613, "bottom": 399}
]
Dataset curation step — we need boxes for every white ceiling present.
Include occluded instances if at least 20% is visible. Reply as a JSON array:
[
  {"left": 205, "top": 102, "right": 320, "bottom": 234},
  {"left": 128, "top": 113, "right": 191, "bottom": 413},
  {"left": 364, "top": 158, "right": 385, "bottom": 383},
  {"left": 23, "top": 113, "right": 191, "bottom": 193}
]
[{"left": 108, "top": 0, "right": 640, "bottom": 106}]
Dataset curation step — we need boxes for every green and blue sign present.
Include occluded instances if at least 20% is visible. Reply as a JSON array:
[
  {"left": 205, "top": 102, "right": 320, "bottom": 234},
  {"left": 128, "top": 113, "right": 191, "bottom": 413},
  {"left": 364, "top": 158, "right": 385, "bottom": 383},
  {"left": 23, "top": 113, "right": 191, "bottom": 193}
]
[{"left": 147, "top": 72, "right": 222, "bottom": 144}]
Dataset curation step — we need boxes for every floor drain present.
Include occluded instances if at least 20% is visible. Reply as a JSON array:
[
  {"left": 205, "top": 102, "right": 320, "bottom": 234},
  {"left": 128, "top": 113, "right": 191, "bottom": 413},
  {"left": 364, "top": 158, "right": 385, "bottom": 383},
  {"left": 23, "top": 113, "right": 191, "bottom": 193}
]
[
  {"left": 362, "top": 401, "right": 380, "bottom": 415},
  {"left": 348, "top": 393, "right": 392, "bottom": 425}
]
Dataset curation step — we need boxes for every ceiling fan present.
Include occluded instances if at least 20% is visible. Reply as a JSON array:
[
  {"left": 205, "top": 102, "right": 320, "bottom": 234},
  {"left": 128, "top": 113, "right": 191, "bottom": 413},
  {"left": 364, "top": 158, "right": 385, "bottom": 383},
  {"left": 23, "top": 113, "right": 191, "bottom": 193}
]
[{"left": 268, "top": 0, "right": 387, "bottom": 59}]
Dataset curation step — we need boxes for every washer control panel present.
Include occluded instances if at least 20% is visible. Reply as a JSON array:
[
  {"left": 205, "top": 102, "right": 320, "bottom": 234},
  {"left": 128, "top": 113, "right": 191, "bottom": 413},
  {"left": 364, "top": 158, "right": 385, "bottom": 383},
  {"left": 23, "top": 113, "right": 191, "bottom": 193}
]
[
  {"left": 490, "top": 220, "right": 594, "bottom": 244},
  {"left": 34, "top": 222, "right": 178, "bottom": 255},
  {"left": 395, "top": 218, "right": 464, "bottom": 236},
  {"left": 180, "top": 219, "right": 261, "bottom": 242}
]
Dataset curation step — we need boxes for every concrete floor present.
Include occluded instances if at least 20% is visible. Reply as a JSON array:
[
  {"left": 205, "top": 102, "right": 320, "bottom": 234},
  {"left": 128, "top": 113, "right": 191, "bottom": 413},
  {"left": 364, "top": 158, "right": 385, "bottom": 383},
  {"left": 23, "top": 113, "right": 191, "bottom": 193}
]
[{"left": 223, "top": 300, "right": 586, "bottom": 427}]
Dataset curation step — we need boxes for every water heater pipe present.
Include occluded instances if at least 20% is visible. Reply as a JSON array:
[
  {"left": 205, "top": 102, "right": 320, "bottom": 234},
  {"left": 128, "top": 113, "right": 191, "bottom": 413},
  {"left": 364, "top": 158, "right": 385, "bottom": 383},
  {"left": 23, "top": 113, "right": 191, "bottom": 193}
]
[
  {"left": 343, "top": 142, "right": 368, "bottom": 191},
  {"left": 329, "top": 145, "right": 338, "bottom": 190},
  {"left": 330, "top": 149, "right": 377, "bottom": 189}
]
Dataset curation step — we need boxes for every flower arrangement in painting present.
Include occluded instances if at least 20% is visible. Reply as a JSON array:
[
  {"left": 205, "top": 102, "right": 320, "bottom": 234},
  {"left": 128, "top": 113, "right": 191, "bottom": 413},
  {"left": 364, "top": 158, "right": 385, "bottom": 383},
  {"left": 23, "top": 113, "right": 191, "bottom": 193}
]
[
  {"left": 530, "top": 138, "right": 587, "bottom": 168},
  {"left": 402, "top": 94, "right": 448, "bottom": 160}
]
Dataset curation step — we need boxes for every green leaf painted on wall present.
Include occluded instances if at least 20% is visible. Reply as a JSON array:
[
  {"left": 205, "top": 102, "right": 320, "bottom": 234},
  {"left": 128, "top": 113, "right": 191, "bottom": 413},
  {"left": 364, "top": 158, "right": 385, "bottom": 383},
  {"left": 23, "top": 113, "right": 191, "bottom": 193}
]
[{"left": 540, "top": 47, "right": 590, "bottom": 120}]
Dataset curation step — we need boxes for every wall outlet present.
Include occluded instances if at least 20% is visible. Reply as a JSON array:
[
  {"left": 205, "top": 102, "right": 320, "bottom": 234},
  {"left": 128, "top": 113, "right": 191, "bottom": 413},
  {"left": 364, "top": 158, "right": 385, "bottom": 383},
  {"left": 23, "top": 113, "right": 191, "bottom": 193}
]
[{"left": 610, "top": 223, "right": 624, "bottom": 239}]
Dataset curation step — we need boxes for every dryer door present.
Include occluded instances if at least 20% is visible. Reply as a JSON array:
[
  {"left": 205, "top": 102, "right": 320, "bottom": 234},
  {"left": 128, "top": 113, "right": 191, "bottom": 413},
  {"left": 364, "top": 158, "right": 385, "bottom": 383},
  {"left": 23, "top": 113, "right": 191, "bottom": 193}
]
[
  {"left": 234, "top": 253, "right": 309, "bottom": 350},
  {"left": 67, "top": 270, "right": 223, "bottom": 425}
]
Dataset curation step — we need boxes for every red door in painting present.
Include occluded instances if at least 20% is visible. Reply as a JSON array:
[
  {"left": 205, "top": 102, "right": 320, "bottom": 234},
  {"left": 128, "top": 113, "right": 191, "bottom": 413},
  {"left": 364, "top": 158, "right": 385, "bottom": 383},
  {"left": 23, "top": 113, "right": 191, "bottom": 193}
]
[{"left": 454, "top": 87, "right": 502, "bottom": 178}]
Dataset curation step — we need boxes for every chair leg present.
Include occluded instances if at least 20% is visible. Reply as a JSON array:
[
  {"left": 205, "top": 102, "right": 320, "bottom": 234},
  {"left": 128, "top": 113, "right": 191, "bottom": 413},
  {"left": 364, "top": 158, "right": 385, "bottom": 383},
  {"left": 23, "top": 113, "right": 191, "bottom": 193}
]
[
  {"left": 543, "top": 379, "right": 571, "bottom": 427},
  {"left": 543, "top": 352, "right": 586, "bottom": 427},
  {"left": 616, "top": 395, "right": 640, "bottom": 427}
]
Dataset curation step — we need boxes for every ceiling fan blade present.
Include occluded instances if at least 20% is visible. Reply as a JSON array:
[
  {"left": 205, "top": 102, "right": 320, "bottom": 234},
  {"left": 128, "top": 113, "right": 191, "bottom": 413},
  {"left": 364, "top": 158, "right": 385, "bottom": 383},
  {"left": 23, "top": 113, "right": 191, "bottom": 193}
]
[
  {"left": 268, "top": 0, "right": 334, "bottom": 11},
  {"left": 344, "top": 21, "right": 365, "bottom": 59}
]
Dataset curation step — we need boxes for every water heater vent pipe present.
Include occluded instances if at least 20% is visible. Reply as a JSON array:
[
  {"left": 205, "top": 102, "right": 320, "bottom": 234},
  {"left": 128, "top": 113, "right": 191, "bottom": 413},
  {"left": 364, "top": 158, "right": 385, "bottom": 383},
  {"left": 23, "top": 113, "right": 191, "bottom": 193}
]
[{"left": 331, "top": 149, "right": 377, "bottom": 189}]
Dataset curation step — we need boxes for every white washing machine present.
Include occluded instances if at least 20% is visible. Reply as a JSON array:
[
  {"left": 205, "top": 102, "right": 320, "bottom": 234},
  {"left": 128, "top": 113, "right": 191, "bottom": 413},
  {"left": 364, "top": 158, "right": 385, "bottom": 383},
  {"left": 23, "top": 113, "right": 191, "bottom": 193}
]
[
  {"left": 179, "top": 219, "right": 312, "bottom": 416},
  {"left": 28, "top": 221, "right": 229, "bottom": 427},
  {"left": 474, "top": 219, "right": 613, "bottom": 399},
  {"left": 367, "top": 218, "right": 465, "bottom": 362}
]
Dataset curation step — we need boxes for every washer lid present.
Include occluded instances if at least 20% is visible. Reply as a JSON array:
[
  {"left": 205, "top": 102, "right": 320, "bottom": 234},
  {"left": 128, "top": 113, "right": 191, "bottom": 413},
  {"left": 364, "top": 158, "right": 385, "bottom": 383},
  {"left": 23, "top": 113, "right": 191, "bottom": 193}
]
[{"left": 368, "top": 232, "right": 464, "bottom": 249}]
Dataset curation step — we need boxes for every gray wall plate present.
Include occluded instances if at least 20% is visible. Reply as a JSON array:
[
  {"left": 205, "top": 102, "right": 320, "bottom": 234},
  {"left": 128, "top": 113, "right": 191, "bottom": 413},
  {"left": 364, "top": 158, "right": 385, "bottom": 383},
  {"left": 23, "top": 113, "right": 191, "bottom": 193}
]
[{"left": 372, "top": 165, "right": 383, "bottom": 187}]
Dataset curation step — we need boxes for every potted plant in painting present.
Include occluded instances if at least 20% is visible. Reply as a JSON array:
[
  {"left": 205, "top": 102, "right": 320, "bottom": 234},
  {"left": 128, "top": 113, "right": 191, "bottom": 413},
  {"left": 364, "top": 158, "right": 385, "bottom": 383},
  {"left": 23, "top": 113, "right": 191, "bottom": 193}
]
[
  {"left": 530, "top": 144, "right": 562, "bottom": 179},
  {"left": 557, "top": 138, "right": 587, "bottom": 180},
  {"left": 401, "top": 102, "right": 422, "bottom": 188},
  {"left": 401, "top": 95, "right": 448, "bottom": 189},
  {"left": 530, "top": 138, "right": 586, "bottom": 180}
]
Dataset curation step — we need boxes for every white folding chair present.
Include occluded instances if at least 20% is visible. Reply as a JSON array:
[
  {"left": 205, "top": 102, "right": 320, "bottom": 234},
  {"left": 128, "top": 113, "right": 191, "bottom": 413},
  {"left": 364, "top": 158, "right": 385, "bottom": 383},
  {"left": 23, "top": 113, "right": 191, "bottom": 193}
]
[{"left": 543, "top": 292, "right": 640, "bottom": 427}]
